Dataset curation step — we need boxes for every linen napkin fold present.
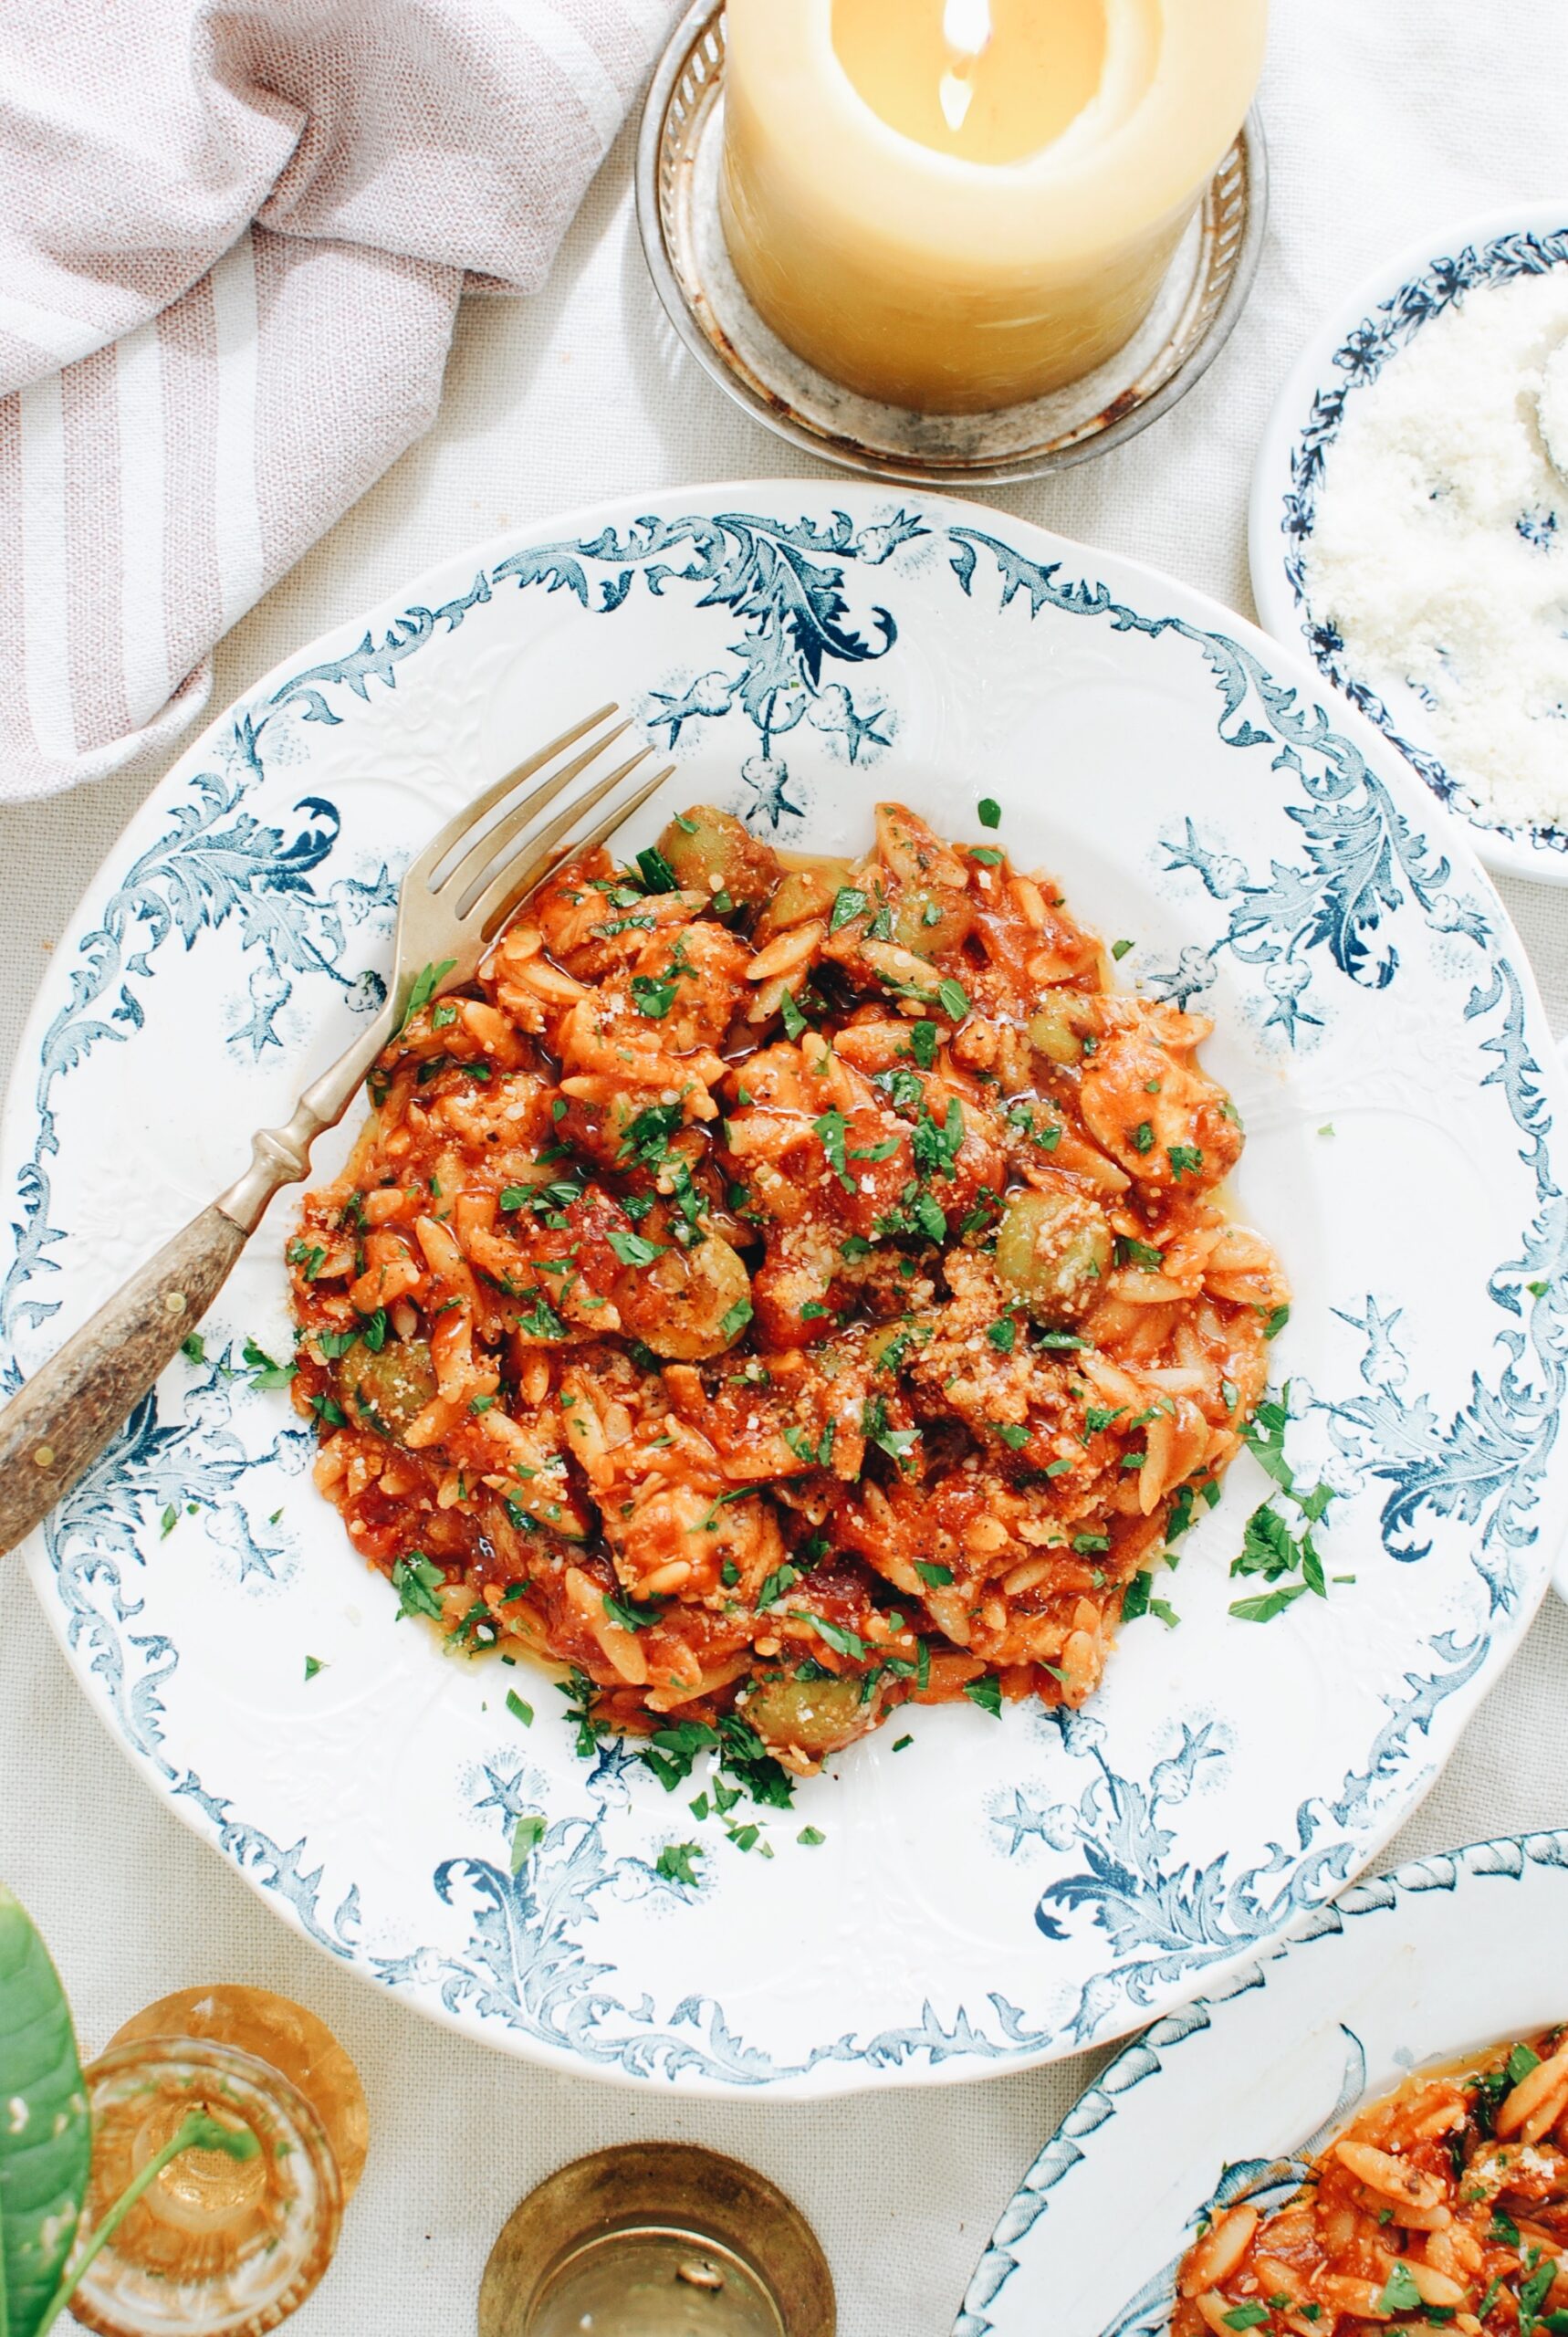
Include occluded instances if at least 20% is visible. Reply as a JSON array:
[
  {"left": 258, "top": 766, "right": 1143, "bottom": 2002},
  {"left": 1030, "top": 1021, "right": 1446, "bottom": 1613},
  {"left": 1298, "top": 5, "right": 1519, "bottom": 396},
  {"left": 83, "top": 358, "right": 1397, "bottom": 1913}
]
[{"left": 0, "top": 0, "right": 680, "bottom": 803}]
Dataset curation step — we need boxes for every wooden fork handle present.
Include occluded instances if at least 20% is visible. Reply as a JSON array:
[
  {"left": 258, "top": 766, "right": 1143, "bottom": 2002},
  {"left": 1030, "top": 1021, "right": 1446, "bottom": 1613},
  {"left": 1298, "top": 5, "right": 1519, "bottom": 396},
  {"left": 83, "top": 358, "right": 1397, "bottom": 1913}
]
[{"left": 0, "top": 1203, "right": 248, "bottom": 1557}]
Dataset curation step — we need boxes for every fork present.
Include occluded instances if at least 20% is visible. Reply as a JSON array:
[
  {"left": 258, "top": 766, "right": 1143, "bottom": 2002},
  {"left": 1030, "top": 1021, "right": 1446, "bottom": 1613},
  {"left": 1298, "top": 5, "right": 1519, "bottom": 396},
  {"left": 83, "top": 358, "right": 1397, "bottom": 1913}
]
[{"left": 0, "top": 705, "right": 672, "bottom": 1557}]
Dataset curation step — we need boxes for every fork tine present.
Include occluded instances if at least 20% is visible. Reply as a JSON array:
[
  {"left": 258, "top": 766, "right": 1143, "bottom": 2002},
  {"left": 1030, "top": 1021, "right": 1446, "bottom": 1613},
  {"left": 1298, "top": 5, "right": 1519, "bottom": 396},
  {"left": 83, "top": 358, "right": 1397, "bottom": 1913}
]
[
  {"left": 448, "top": 736, "right": 650, "bottom": 916},
  {"left": 475, "top": 762, "right": 676, "bottom": 942},
  {"left": 409, "top": 703, "right": 622, "bottom": 883}
]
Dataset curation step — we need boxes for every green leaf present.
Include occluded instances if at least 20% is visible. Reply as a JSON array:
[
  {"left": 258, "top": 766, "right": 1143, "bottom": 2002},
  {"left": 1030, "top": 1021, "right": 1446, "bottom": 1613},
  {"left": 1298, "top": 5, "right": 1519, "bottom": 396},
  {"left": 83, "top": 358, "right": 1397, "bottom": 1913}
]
[
  {"left": 510, "top": 1812, "right": 547, "bottom": 1872},
  {"left": 962, "top": 1675, "right": 1002, "bottom": 1717},
  {"left": 400, "top": 958, "right": 456, "bottom": 1032},
  {"left": 607, "top": 1229, "right": 667, "bottom": 1269},
  {"left": 1229, "top": 1582, "right": 1309, "bottom": 1623},
  {"left": 1375, "top": 2264, "right": 1424, "bottom": 2317},
  {"left": 241, "top": 1336, "right": 295, "bottom": 1391},
  {"left": 802, "top": 1614, "right": 866, "bottom": 1661},
  {"left": 392, "top": 1552, "right": 445, "bottom": 1622},
  {"left": 977, "top": 798, "right": 1001, "bottom": 830},
  {"left": 0, "top": 1885, "right": 90, "bottom": 2337}
]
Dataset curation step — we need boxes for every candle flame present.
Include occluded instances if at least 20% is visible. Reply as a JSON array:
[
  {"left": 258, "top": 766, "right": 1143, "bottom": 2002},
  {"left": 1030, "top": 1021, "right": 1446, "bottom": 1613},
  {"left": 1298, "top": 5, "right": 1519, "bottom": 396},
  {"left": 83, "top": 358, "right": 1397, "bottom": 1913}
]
[
  {"left": 938, "top": 71, "right": 974, "bottom": 131},
  {"left": 942, "top": 0, "right": 992, "bottom": 59}
]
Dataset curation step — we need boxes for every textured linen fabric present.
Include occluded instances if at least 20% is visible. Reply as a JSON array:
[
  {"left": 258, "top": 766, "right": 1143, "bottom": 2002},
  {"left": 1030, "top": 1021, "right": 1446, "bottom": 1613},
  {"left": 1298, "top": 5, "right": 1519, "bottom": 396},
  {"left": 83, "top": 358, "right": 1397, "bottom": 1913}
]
[
  {"left": 0, "top": 0, "right": 680, "bottom": 802},
  {"left": 1, "top": 4, "right": 1567, "bottom": 2332}
]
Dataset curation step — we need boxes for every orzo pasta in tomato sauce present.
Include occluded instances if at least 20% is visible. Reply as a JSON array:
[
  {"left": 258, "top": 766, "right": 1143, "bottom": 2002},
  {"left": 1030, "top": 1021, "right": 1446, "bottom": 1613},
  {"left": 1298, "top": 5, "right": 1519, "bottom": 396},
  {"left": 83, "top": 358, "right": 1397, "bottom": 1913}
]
[
  {"left": 287, "top": 801, "right": 1288, "bottom": 1771},
  {"left": 1176, "top": 2028, "right": 1568, "bottom": 2337}
]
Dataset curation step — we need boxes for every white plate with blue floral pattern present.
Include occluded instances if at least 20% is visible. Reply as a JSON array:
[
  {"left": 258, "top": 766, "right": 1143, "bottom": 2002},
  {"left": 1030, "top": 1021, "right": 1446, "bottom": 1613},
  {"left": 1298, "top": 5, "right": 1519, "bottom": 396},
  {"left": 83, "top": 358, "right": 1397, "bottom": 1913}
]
[
  {"left": 1249, "top": 205, "right": 1568, "bottom": 886},
  {"left": 7, "top": 486, "right": 1568, "bottom": 2097},
  {"left": 956, "top": 1829, "right": 1568, "bottom": 2336}
]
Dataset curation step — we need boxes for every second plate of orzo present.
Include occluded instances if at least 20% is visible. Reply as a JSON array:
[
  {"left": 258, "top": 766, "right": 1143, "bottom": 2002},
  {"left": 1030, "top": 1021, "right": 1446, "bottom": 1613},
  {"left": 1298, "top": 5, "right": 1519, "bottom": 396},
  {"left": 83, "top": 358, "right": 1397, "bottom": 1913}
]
[{"left": 5, "top": 484, "right": 1566, "bottom": 2096}]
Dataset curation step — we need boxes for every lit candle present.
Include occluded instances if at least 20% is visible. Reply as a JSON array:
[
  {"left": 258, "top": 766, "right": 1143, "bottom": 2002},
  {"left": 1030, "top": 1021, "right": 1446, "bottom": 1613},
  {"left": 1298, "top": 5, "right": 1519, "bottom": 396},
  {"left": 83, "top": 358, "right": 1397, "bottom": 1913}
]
[{"left": 720, "top": 0, "right": 1268, "bottom": 413}]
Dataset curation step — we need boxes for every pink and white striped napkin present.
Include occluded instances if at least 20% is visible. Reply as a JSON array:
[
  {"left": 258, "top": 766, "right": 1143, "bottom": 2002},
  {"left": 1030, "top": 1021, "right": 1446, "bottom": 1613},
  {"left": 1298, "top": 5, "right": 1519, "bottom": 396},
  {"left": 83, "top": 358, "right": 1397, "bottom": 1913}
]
[{"left": 0, "top": 0, "right": 680, "bottom": 802}]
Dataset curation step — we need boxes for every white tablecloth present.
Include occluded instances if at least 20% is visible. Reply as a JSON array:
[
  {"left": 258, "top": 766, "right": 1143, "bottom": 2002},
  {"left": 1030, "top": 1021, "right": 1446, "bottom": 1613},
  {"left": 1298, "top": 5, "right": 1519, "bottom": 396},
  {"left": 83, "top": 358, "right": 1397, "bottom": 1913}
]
[{"left": 4, "top": 6, "right": 1566, "bottom": 2330}]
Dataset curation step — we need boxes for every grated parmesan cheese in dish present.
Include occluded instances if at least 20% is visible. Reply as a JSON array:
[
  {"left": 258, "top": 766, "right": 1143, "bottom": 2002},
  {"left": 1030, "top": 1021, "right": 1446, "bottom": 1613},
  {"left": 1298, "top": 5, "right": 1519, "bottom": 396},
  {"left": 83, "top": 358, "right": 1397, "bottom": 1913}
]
[{"left": 1302, "top": 268, "right": 1568, "bottom": 833}]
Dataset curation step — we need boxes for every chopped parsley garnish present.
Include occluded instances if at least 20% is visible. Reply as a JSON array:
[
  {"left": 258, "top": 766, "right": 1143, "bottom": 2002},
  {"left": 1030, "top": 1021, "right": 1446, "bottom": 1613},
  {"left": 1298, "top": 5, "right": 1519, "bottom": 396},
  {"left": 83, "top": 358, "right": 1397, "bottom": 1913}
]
[
  {"left": 181, "top": 1333, "right": 205, "bottom": 1364},
  {"left": 914, "top": 1561, "right": 954, "bottom": 1588},
  {"left": 603, "top": 1588, "right": 665, "bottom": 1633},
  {"left": 401, "top": 958, "right": 456, "bottom": 1032},
  {"left": 558, "top": 1667, "right": 609, "bottom": 1757},
  {"left": 937, "top": 978, "right": 971, "bottom": 1023},
  {"left": 963, "top": 1675, "right": 1002, "bottom": 1717},
  {"left": 631, "top": 973, "right": 677, "bottom": 1020},
  {"left": 1166, "top": 1145, "right": 1204, "bottom": 1182},
  {"left": 304, "top": 1655, "right": 324, "bottom": 1682},
  {"left": 862, "top": 1393, "right": 920, "bottom": 1466},
  {"left": 1230, "top": 1581, "right": 1309, "bottom": 1623},
  {"left": 1111, "top": 938, "right": 1134, "bottom": 960},
  {"left": 510, "top": 1811, "right": 546, "bottom": 1871},
  {"left": 803, "top": 1614, "right": 867, "bottom": 1661},
  {"left": 1221, "top": 2308, "right": 1270, "bottom": 2332},
  {"left": 1131, "top": 1121, "right": 1155, "bottom": 1154},
  {"left": 1263, "top": 1303, "right": 1291, "bottom": 1339},
  {"left": 718, "top": 1296, "right": 754, "bottom": 1339},
  {"left": 797, "top": 1825, "right": 826, "bottom": 1846},
  {"left": 608, "top": 1229, "right": 667, "bottom": 1268},
  {"left": 392, "top": 1552, "right": 444, "bottom": 1622},
  {"left": 506, "top": 1688, "right": 534, "bottom": 1728},
  {"left": 977, "top": 798, "right": 1001, "bottom": 829},
  {"left": 1374, "top": 2265, "right": 1424, "bottom": 2318},
  {"left": 635, "top": 844, "right": 679, "bottom": 893},
  {"left": 1114, "top": 1236, "right": 1165, "bottom": 1272},
  {"left": 642, "top": 1718, "right": 720, "bottom": 1791},
  {"left": 909, "top": 1020, "right": 938, "bottom": 1068},
  {"left": 243, "top": 1336, "right": 295, "bottom": 1389},
  {"left": 620, "top": 1102, "right": 684, "bottom": 1166},
  {"left": 913, "top": 1095, "right": 965, "bottom": 1179},
  {"left": 987, "top": 1315, "right": 1017, "bottom": 1352},
  {"left": 757, "top": 1565, "right": 800, "bottom": 1612},
  {"left": 655, "top": 1842, "right": 703, "bottom": 1887},
  {"left": 780, "top": 988, "right": 808, "bottom": 1039},
  {"left": 813, "top": 1107, "right": 852, "bottom": 1191},
  {"left": 517, "top": 1293, "right": 567, "bottom": 1340},
  {"left": 1227, "top": 1392, "right": 1337, "bottom": 1622},
  {"left": 992, "top": 1421, "right": 1030, "bottom": 1451},
  {"left": 783, "top": 1420, "right": 836, "bottom": 1468},
  {"left": 829, "top": 886, "right": 870, "bottom": 933}
]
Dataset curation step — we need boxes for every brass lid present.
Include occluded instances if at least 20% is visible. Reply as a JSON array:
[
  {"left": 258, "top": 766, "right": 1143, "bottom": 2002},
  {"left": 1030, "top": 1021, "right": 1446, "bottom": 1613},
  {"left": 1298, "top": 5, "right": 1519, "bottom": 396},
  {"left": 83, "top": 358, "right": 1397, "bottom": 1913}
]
[{"left": 477, "top": 2143, "right": 834, "bottom": 2337}]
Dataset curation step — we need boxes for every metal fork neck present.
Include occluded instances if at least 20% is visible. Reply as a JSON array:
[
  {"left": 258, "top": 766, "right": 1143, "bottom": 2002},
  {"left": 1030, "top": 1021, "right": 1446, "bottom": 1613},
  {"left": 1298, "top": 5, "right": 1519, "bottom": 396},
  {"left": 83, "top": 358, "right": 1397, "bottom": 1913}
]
[{"left": 216, "top": 1001, "right": 399, "bottom": 1234}]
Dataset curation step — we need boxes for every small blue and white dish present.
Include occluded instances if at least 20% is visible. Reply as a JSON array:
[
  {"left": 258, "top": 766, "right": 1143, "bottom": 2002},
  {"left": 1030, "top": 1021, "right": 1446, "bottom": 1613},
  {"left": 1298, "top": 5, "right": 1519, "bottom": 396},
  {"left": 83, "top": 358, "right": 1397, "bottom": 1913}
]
[
  {"left": 956, "top": 1829, "right": 1568, "bottom": 2335},
  {"left": 1249, "top": 204, "right": 1568, "bottom": 886}
]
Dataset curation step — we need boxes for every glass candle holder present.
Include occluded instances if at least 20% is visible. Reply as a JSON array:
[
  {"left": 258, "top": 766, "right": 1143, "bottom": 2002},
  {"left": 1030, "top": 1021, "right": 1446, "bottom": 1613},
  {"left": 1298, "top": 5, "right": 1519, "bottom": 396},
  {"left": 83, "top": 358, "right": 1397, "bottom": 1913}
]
[
  {"left": 56, "top": 1989, "right": 365, "bottom": 2337},
  {"left": 68, "top": 2038, "right": 340, "bottom": 2337},
  {"left": 104, "top": 1986, "right": 368, "bottom": 2204}
]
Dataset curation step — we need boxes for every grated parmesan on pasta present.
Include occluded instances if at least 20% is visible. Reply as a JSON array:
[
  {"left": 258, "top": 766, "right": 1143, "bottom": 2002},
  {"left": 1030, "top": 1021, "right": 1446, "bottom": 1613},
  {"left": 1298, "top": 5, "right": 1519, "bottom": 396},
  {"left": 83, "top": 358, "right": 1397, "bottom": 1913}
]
[{"left": 1302, "top": 268, "right": 1568, "bottom": 833}]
